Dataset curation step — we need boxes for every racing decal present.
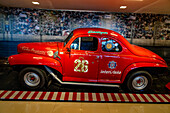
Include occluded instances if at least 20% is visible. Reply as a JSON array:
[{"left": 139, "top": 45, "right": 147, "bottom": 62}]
[
  {"left": 108, "top": 61, "right": 117, "bottom": 69},
  {"left": 74, "top": 57, "right": 89, "bottom": 72},
  {"left": 100, "top": 70, "right": 121, "bottom": 74},
  {"left": 111, "top": 32, "right": 118, "bottom": 36},
  {"left": 105, "top": 42, "right": 113, "bottom": 51},
  {"left": 88, "top": 30, "right": 108, "bottom": 35},
  {"left": 21, "top": 46, "right": 46, "bottom": 55},
  {"left": 47, "top": 51, "right": 54, "bottom": 57}
]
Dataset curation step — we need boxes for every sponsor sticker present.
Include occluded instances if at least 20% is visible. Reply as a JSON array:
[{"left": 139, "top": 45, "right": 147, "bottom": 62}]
[
  {"left": 108, "top": 61, "right": 117, "bottom": 69},
  {"left": 100, "top": 70, "right": 121, "bottom": 74},
  {"left": 105, "top": 42, "right": 113, "bottom": 51},
  {"left": 47, "top": 51, "right": 54, "bottom": 57},
  {"left": 21, "top": 46, "right": 46, "bottom": 55},
  {"left": 111, "top": 32, "right": 118, "bottom": 36},
  {"left": 88, "top": 30, "right": 108, "bottom": 35}
]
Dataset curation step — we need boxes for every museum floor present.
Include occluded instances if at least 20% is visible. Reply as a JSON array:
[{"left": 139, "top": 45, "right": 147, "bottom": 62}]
[{"left": 0, "top": 101, "right": 169, "bottom": 113}]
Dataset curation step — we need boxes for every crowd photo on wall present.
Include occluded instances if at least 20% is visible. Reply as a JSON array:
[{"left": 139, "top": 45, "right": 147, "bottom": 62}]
[{"left": 0, "top": 7, "right": 169, "bottom": 41}]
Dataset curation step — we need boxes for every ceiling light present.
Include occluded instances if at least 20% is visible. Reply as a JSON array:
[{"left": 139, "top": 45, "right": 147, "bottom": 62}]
[
  {"left": 32, "top": 1, "right": 40, "bottom": 5},
  {"left": 124, "top": 0, "right": 143, "bottom": 1},
  {"left": 120, "top": 6, "right": 127, "bottom": 9}
]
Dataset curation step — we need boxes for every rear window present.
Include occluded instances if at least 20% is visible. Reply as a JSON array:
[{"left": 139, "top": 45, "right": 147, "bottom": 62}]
[{"left": 101, "top": 38, "right": 122, "bottom": 52}]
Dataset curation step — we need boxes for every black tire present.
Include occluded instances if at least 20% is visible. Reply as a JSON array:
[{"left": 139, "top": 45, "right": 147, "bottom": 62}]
[
  {"left": 124, "top": 71, "right": 153, "bottom": 93},
  {"left": 19, "top": 67, "right": 48, "bottom": 90}
]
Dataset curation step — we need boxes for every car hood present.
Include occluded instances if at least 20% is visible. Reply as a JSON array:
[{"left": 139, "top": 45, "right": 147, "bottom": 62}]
[
  {"left": 131, "top": 45, "right": 165, "bottom": 62},
  {"left": 17, "top": 42, "right": 64, "bottom": 58}
]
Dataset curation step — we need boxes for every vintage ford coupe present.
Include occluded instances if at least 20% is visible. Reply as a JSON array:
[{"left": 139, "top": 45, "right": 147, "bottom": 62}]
[{"left": 8, "top": 28, "right": 168, "bottom": 92}]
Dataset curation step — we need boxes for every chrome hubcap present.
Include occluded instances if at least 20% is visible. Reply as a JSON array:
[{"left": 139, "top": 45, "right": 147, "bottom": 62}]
[
  {"left": 24, "top": 72, "right": 40, "bottom": 87},
  {"left": 132, "top": 76, "right": 148, "bottom": 90}
]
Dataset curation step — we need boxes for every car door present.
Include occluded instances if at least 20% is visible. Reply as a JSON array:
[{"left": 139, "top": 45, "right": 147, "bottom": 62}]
[
  {"left": 63, "top": 35, "right": 100, "bottom": 83},
  {"left": 98, "top": 37, "right": 126, "bottom": 83}
]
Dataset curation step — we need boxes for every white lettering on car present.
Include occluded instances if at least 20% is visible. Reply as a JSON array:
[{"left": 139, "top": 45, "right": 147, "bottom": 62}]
[
  {"left": 100, "top": 70, "right": 121, "bottom": 74},
  {"left": 21, "top": 46, "right": 46, "bottom": 55},
  {"left": 74, "top": 58, "right": 89, "bottom": 72}
]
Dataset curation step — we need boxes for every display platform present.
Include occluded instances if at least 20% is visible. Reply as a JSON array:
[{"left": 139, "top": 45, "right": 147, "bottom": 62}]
[
  {"left": 0, "top": 90, "right": 169, "bottom": 103},
  {"left": 166, "top": 82, "right": 170, "bottom": 90}
]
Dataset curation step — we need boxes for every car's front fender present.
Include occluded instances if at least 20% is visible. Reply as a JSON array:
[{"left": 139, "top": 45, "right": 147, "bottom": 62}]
[{"left": 8, "top": 53, "right": 61, "bottom": 67}]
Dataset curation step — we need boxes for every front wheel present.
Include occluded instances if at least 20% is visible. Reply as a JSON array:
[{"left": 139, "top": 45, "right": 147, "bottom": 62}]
[
  {"left": 19, "top": 67, "right": 48, "bottom": 90},
  {"left": 125, "top": 71, "right": 153, "bottom": 93}
]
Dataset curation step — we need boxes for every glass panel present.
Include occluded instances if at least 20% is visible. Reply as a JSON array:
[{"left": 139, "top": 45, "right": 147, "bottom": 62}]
[
  {"left": 71, "top": 37, "right": 98, "bottom": 51},
  {"left": 70, "top": 37, "right": 80, "bottom": 50},
  {"left": 101, "top": 38, "right": 122, "bottom": 52},
  {"left": 80, "top": 37, "right": 98, "bottom": 51}
]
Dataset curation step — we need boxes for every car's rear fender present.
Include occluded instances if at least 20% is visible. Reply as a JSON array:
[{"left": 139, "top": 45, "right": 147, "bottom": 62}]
[{"left": 121, "top": 62, "right": 168, "bottom": 83}]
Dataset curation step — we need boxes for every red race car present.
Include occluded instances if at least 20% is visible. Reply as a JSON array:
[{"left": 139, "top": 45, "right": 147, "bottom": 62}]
[{"left": 8, "top": 28, "right": 168, "bottom": 92}]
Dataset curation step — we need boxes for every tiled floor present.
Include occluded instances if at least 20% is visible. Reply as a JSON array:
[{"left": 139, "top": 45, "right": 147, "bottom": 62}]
[{"left": 0, "top": 101, "right": 169, "bottom": 113}]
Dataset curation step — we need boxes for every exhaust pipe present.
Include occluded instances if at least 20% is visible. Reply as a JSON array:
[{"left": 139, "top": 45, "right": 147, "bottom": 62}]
[{"left": 44, "top": 66, "right": 119, "bottom": 88}]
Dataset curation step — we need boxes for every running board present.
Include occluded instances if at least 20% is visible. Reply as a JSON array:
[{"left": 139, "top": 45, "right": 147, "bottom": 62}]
[{"left": 44, "top": 66, "right": 120, "bottom": 88}]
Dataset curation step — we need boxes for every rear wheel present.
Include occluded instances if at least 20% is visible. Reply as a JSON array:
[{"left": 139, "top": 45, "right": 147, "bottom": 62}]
[
  {"left": 19, "top": 67, "right": 48, "bottom": 90},
  {"left": 125, "top": 71, "right": 153, "bottom": 93}
]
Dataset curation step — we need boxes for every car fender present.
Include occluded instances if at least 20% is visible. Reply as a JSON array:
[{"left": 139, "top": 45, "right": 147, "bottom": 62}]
[
  {"left": 121, "top": 62, "right": 168, "bottom": 83},
  {"left": 8, "top": 53, "right": 62, "bottom": 73}
]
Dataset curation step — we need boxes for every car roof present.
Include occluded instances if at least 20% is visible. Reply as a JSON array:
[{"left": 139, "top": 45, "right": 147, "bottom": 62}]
[
  {"left": 73, "top": 28, "right": 118, "bottom": 37},
  {"left": 73, "top": 28, "right": 132, "bottom": 49}
]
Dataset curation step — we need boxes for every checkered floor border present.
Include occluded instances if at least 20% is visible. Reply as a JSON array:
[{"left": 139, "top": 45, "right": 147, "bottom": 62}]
[{"left": 0, "top": 90, "right": 169, "bottom": 103}]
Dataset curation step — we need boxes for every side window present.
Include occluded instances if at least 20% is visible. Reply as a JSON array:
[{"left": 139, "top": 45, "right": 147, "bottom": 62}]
[
  {"left": 70, "top": 38, "right": 80, "bottom": 50},
  {"left": 71, "top": 37, "right": 98, "bottom": 51},
  {"left": 101, "top": 38, "right": 122, "bottom": 52}
]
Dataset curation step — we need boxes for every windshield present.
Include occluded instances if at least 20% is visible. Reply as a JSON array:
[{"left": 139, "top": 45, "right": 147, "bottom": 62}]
[{"left": 64, "top": 31, "right": 73, "bottom": 46}]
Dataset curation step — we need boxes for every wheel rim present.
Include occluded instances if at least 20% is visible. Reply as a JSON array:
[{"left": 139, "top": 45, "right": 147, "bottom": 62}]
[
  {"left": 132, "top": 76, "right": 148, "bottom": 90},
  {"left": 24, "top": 72, "right": 40, "bottom": 87}
]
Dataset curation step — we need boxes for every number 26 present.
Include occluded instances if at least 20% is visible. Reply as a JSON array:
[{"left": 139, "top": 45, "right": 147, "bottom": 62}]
[{"left": 74, "top": 59, "right": 89, "bottom": 72}]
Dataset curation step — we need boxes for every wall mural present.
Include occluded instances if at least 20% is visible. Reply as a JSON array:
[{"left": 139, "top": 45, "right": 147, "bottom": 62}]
[
  {"left": 0, "top": 7, "right": 169, "bottom": 39},
  {"left": 0, "top": 7, "right": 169, "bottom": 57}
]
